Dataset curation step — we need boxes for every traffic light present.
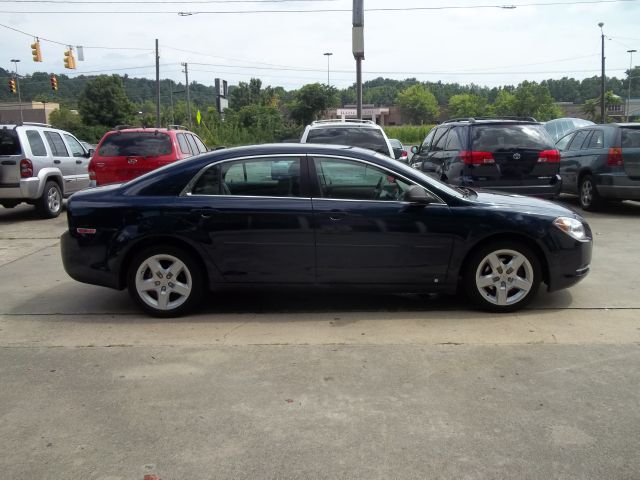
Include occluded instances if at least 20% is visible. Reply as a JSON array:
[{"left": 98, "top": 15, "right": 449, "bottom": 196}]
[
  {"left": 63, "top": 49, "right": 76, "bottom": 69},
  {"left": 31, "top": 40, "right": 42, "bottom": 62},
  {"left": 50, "top": 74, "right": 58, "bottom": 91},
  {"left": 8, "top": 77, "right": 16, "bottom": 94}
]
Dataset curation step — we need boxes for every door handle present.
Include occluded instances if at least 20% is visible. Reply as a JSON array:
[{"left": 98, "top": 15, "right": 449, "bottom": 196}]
[
  {"left": 76, "top": 160, "right": 83, "bottom": 164},
  {"left": 54, "top": 160, "right": 61, "bottom": 164},
  {"left": 193, "top": 208, "right": 219, "bottom": 219},
  {"left": 329, "top": 210, "right": 346, "bottom": 221}
]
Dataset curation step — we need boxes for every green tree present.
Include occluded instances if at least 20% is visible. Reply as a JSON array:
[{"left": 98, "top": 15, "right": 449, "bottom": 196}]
[
  {"left": 49, "top": 107, "right": 83, "bottom": 132},
  {"left": 448, "top": 93, "right": 488, "bottom": 118},
  {"left": 290, "top": 83, "right": 339, "bottom": 125},
  {"left": 396, "top": 84, "right": 439, "bottom": 124},
  {"left": 78, "top": 75, "right": 134, "bottom": 127},
  {"left": 490, "top": 89, "right": 517, "bottom": 116}
]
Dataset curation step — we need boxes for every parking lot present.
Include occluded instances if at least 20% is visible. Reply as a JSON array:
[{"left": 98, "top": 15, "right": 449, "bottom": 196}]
[{"left": 1, "top": 197, "right": 640, "bottom": 479}]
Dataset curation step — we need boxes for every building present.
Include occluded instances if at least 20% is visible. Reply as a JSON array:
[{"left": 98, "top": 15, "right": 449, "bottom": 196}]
[{"left": 0, "top": 101, "right": 59, "bottom": 124}]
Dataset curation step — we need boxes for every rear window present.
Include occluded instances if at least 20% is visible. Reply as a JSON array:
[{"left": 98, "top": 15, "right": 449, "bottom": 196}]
[
  {"left": 471, "top": 125, "right": 554, "bottom": 151},
  {"left": 621, "top": 128, "right": 640, "bottom": 148},
  {"left": 0, "top": 130, "right": 21, "bottom": 156},
  {"left": 306, "top": 127, "right": 389, "bottom": 155},
  {"left": 98, "top": 132, "right": 173, "bottom": 157}
]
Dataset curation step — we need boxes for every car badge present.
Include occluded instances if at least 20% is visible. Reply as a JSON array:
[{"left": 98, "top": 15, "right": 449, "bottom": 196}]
[
  {"left": 127, "top": 157, "right": 138, "bottom": 164},
  {"left": 512, "top": 153, "right": 521, "bottom": 160}
]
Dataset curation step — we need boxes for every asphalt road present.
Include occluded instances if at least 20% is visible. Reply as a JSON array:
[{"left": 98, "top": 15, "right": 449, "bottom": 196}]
[{"left": 1, "top": 197, "right": 639, "bottom": 480}]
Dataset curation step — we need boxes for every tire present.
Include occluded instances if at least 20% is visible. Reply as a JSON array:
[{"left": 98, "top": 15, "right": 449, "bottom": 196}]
[
  {"left": 463, "top": 242, "right": 541, "bottom": 313},
  {"left": 579, "top": 175, "right": 602, "bottom": 211},
  {"left": 35, "top": 180, "right": 63, "bottom": 218},
  {"left": 127, "top": 245, "right": 204, "bottom": 317}
]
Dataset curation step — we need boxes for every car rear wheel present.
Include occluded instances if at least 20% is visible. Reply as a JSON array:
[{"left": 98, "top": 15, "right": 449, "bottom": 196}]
[
  {"left": 464, "top": 242, "right": 541, "bottom": 313},
  {"left": 35, "top": 180, "right": 62, "bottom": 218},
  {"left": 579, "top": 175, "right": 602, "bottom": 211},
  {"left": 127, "top": 246, "right": 204, "bottom": 317}
]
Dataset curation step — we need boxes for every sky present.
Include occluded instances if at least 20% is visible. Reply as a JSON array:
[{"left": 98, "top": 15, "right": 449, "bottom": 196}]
[{"left": 1, "top": 0, "right": 639, "bottom": 93}]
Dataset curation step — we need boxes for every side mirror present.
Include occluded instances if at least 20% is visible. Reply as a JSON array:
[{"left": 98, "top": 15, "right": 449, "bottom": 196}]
[
  {"left": 411, "top": 146, "right": 419, "bottom": 154},
  {"left": 86, "top": 149, "right": 95, "bottom": 158},
  {"left": 405, "top": 185, "right": 432, "bottom": 205}
]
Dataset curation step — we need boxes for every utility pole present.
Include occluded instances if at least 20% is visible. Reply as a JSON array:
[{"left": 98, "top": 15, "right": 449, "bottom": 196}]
[
  {"left": 155, "top": 39, "right": 161, "bottom": 128},
  {"left": 352, "top": 0, "right": 364, "bottom": 120},
  {"left": 10, "top": 59, "right": 23, "bottom": 123},
  {"left": 599, "top": 22, "right": 605, "bottom": 124},
  {"left": 181, "top": 62, "right": 192, "bottom": 128},
  {"left": 627, "top": 49, "right": 637, "bottom": 122}
]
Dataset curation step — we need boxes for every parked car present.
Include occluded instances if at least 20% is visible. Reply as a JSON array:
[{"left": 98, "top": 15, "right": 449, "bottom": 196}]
[
  {"left": 0, "top": 122, "right": 91, "bottom": 218},
  {"left": 410, "top": 118, "right": 562, "bottom": 199},
  {"left": 556, "top": 122, "right": 640, "bottom": 210},
  {"left": 544, "top": 117, "right": 595, "bottom": 143},
  {"left": 89, "top": 125, "right": 208, "bottom": 186},
  {"left": 389, "top": 138, "right": 409, "bottom": 162},
  {"left": 300, "top": 119, "right": 395, "bottom": 158},
  {"left": 61, "top": 143, "right": 592, "bottom": 317}
]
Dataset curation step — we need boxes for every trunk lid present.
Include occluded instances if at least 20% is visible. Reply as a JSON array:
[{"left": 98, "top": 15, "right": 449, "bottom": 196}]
[{"left": 0, "top": 129, "right": 22, "bottom": 185}]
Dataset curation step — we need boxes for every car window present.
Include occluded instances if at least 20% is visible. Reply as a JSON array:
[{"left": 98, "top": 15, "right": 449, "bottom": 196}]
[
  {"left": 314, "top": 157, "right": 415, "bottom": 201},
  {"left": 0, "top": 130, "right": 21, "bottom": 155},
  {"left": 192, "top": 157, "right": 302, "bottom": 197},
  {"left": 306, "top": 127, "right": 389, "bottom": 155},
  {"left": 420, "top": 129, "right": 435, "bottom": 150},
  {"left": 193, "top": 135, "right": 208, "bottom": 153},
  {"left": 586, "top": 130, "right": 604, "bottom": 149},
  {"left": 43, "top": 131, "right": 70, "bottom": 157},
  {"left": 176, "top": 133, "right": 191, "bottom": 155},
  {"left": 621, "top": 127, "right": 640, "bottom": 148},
  {"left": 445, "top": 127, "right": 463, "bottom": 151},
  {"left": 26, "top": 130, "right": 47, "bottom": 156},
  {"left": 63, "top": 134, "right": 86, "bottom": 158},
  {"left": 555, "top": 133, "right": 574, "bottom": 152},
  {"left": 389, "top": 139, "right": 402, "bottom": 149},
  {"left": 471, "top": 124, "right": 554, "bottom": 151},
  {"left": 98, "top": 132, "right": 172, "bottom": 157},
  {"left": 431, "top": 128, "right": 449, "bottom": 152},
  {"left": 567, "top": 130, "right": 590, "bottom": 151},
  {"left": 185, "top": 134, "right": 199, "bottom": 156}
]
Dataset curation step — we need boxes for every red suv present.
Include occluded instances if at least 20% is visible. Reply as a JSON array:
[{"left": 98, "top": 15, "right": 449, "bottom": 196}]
[{"left": 89, "top": 126, "right": 208, "bottom": 186}]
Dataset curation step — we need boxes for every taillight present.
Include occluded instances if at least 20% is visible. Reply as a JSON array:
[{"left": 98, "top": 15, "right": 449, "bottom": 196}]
[
  {"left": 20, "top": 158, "right": 33, "bottom": 178},
  {"left": 401, "top": 150, "right": 407, "bottom": 157},
  {"left": 537, "top": 150, "right": 560, "bottom": 163},
  {"left": 461, "top": 150, "right": 495, "bottom": 165},
  {"left": 89, "top": 169, "right": 96, "bottom": 180},
  {"left": 607, "top": 147, "right": 623, "bottom": 166}
]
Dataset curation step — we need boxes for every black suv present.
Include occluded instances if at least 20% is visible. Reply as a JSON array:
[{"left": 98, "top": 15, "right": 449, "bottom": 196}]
[{"left": 410, "top": 118, "right": 562, "bottom": 198}]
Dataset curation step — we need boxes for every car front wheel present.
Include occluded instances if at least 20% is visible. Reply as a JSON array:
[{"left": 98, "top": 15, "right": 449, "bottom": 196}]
[
  {"left": 127, "top": 246, "right": 204, "bottom": 317},
  {"left": 464, "top": 242, "right": 541, "bottom": 313}
]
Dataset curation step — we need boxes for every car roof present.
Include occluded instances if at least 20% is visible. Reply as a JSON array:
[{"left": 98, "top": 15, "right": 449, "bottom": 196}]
[
  {"left": 307, "top": 119, "right": 383, "bottom": 129},
  {"left": 440, "top": 117, "right": 541, "bottom": 126},
  {"left": 106, "top": 128, "right": 179, "bottom": 134}
]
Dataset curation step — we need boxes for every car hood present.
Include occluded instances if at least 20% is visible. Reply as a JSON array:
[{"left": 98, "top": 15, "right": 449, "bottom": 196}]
[{"left": 471, "top": 189, "right": 581, "bottom": 219}]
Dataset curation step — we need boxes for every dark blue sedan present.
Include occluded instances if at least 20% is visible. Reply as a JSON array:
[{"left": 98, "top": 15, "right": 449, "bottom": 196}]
[{"left": 60, "top": 143, "right": 592, "bottom": 317}]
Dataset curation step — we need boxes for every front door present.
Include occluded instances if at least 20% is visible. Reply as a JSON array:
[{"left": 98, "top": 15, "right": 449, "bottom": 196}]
[{"left": 310, "top": 156, "right": 454, "bottom": 285}]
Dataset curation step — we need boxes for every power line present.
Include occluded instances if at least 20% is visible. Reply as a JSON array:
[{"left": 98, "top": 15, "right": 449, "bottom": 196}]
[
  {"left": 0, "top": 0, "right": 335, "bottom": 3},
  {"left": 0, "top": 0, "right": 637, "bottom": 13}
]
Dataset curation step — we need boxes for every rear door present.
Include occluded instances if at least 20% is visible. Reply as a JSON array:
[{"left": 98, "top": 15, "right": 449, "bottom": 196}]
[
  {"left": 63, "top": 133, "right": 90, "bottom": 190},
  {"left": 0, "top": 128, "right": 23, "bottom": 188},
  {"left": 560, "top": 129, "right": 591, "bottom": 192},
  {"left": 468, "top": 124, "right": 557, "bottom": 188},
  {"left": 43, "top": 130, "right": 77, "bottom": 193},
  {"left": 620, "top": 126, "right": 640, "bottom": 178}
]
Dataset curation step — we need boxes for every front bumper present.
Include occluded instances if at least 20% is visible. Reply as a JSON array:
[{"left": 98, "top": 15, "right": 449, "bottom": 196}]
[{"left": 546, "top": 236, "right": 592, "bottom": 292}]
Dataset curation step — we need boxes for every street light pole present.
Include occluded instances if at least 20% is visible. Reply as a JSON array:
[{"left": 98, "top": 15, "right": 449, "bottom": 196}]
[
  {"left": 599, "top": 22, "right": 605, "bottom": 124},
  {"left": 627, "top": 49, "right": 637, "bottom": 122},
  {"left": 181, "top": 62, "right": 192, "bottom": 129},
  {"left": 10, "top": 59, "right": 23, "bottom": 123},
  {"left": 323, "top": 52, "right": 333, "bottom": 86}
]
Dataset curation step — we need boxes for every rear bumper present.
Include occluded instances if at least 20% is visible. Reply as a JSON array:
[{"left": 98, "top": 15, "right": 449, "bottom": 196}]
[
  {"left": 0, "top": 177, "right": 41, "bottom": 200},
  {"left": 458, "top": 176, "right": 562, "bottom": 199},
  {"left": 595, "top": 173, "right": 640, "bottom": 200},
  {"left": 60, "top": 231, "right": 121, "bottom": 290}
]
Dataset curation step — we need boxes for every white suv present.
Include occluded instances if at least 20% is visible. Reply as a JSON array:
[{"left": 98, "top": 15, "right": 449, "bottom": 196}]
[
  {"left": 0, "top": 123, "right": 92, "bottom": 218},
  {"left": 300, "top": 119, "right": 395, "bottom": 158}
]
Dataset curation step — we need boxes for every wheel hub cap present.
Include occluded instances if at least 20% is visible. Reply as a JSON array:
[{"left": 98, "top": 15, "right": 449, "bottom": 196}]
[
  {"left": 475, "top": 249, "right": 534, "bottom": 306},
  {"left": 135, "top": 254, "right": 192, "bottom": 311}
]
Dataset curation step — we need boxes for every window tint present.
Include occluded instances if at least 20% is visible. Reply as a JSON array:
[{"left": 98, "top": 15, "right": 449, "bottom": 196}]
[
  {"left": 421, "top": 129, "right": 435, "bottom": 150},
  {"left": 471, "top": 125, "right": 554, "bottom": 151},
  {"left": 176, "top": 133, "right": 191, "bottom": 155},
  {"left": 431, "top": 128, "right": 449, "bottom": 152},
  {"left": 192, "top": 157, "right": 302, "bottom": 197},
  {"left": 193, "top": 135, "right": 207, "bottom": 153},
  {"left": 555, "top": 133, "right": 573, "bottom": 152},
  {"left": 98, "top": 132, "right": 172, "bottom": 157},
  {"left": 44, "top": 131, "right": 69, "bottom": 157},
  {"left": 306, "top": 127, "right": 389, "bottom": 155},
  {"left": 389, "top": 139, "right": 402, "bottom": 149},
  {"left": 568, "top": 130, "right": 590, "bottom": 151},
  {"left": 64, "top": 134, "right": 86, "bottom": 157},
  {"left": 586, "top": 130, "right": 605, "bottom": 149},
  {"left": 445, "top": 127, "right": 463, "bottom": 151},
  {"left": 0, "top": 130, "right": 20, "bottom": 155},
  {"left": 185, "top": 134, "right": 199, "bottom": 156},
  {"left": 314, "top": 157, "right": 414, "bottom": 201},
  {"left": 26, "top": 130, "right": 47, "bottom": 156},
  {"left": 621, "top": 128, "right": 640, "bottom": 148}
]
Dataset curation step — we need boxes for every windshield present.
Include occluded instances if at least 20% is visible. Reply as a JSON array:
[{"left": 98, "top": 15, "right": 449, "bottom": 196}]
[
  {"left": 307, "top": 127, "right": 389, "bottom": 155},
  {"left": 98, "top": 132, "right": 172, "bottom": 157}
]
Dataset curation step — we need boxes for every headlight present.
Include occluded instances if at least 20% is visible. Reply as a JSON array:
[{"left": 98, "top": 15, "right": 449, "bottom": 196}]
[{"left": 553, "top": 217, "right": 587, "bottom": 241}]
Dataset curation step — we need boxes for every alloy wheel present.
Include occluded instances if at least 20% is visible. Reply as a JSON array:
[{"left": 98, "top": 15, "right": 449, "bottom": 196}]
[
  {"left": 474, "top": 249, "right": 534, "bottom": 307},
  {"left": 47, "top": 186, "right": 61, "bottom": 214},
  {"left": 134, "top": 254, "right": 193, "bottom": 311}
]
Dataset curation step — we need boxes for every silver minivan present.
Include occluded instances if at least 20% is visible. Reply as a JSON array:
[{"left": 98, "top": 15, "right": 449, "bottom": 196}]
[{"left": 0, "top": 123, "right": 93, "bottom": 218}]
